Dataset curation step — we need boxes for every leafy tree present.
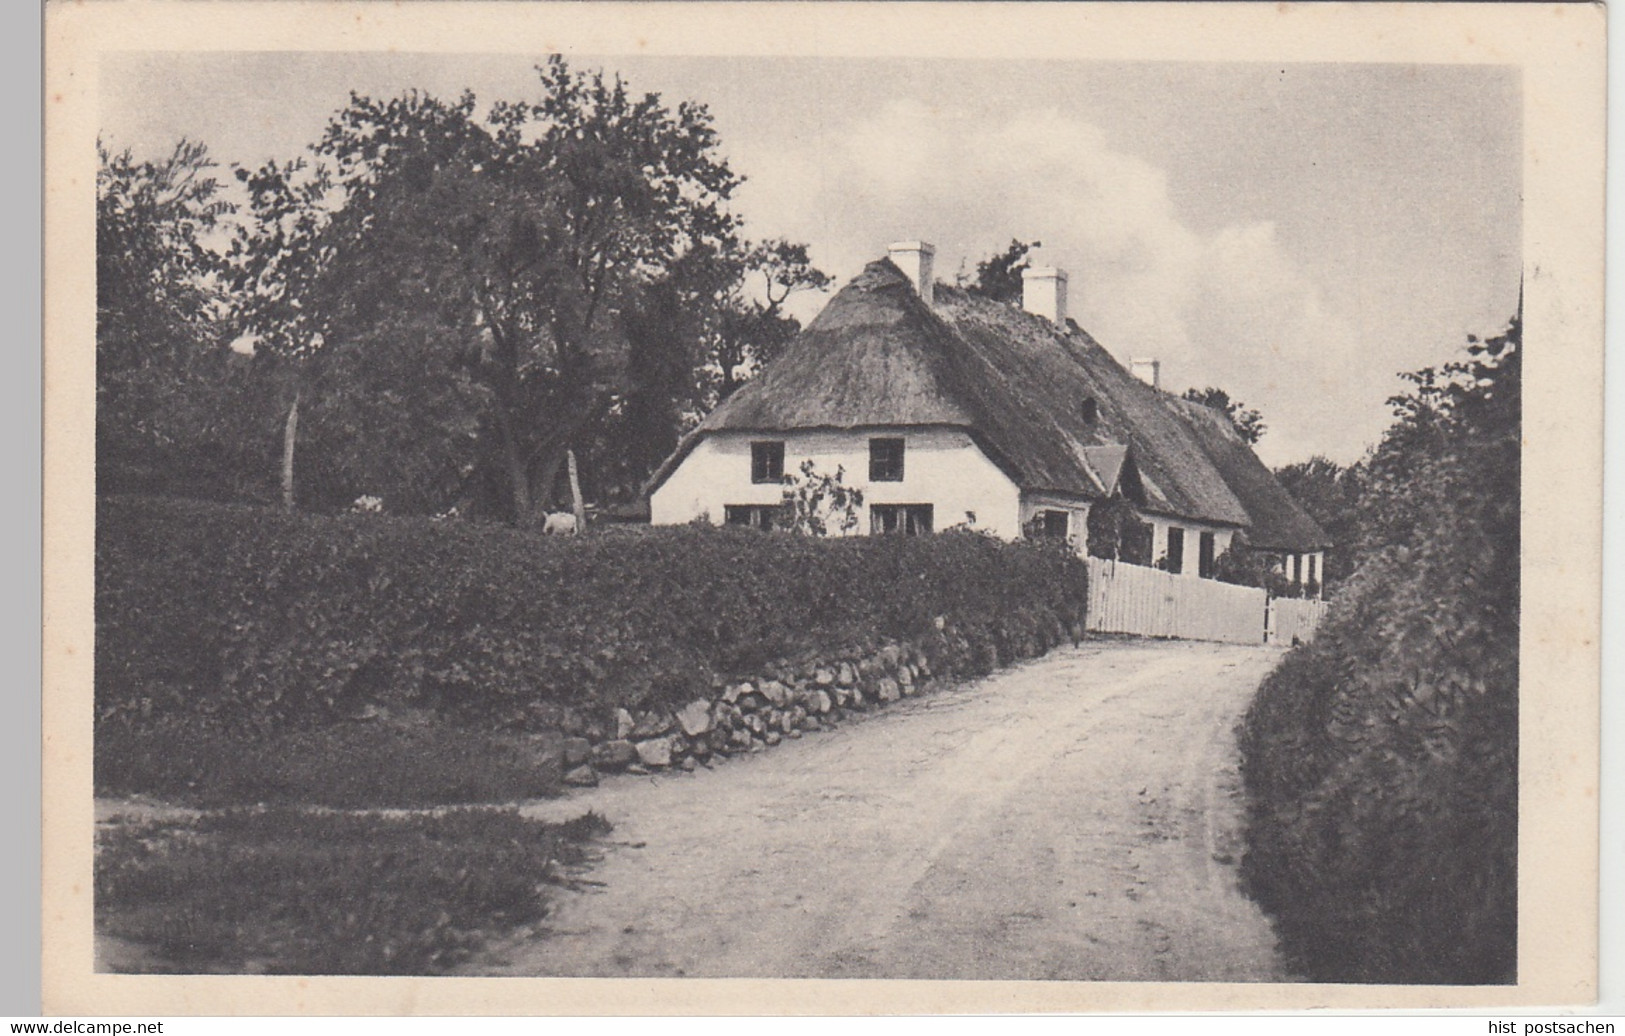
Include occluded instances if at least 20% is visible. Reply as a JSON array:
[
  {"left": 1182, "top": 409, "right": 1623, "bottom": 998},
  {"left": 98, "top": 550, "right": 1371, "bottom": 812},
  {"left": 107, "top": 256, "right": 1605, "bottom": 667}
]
[
  {"left": 705, "top": 239, "right": 830, "bottom": 404},
  {"left": 226, "top": 103, "right": 492, "bottom": 515},
  {"left": 1181, "top": 386, "right": 1266, "bottom": 445},
  {"left": 1211, "top": 536, "right": 1295, "bottom": 596},
  {"left": 228, "top": 59, "right": 794, "bottom": 522},
  {"left": 1354, "top": 319, "right": 1519, "bottom": 571},
  {"left": 97, "top": 139, "right": 244, "bottom": 497},
  {"left": 581, "top": 238, "right": 830, "bottom": 506},
  {"left": 98, "top": 140, "right": 231, "bottom": 375},
  {"left": 603, "top": 276, "right": 698, "bottom": 500},
  {"left": 225, "top": 155, "right": 339, "bottom": 509},
  {"left": 1272, "top": 455, "right": 1360, "bottom": 587},
  {"left": 1085, "top": 495, "right": 1151, "bottom": 564},
  {"left": 965, "top": 238, "right": 1041, "bottom": 303}
]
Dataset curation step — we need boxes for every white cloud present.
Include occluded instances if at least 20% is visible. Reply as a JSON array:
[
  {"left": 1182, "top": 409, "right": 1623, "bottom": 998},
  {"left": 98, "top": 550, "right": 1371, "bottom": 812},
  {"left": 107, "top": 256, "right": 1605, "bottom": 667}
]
[{"left": 730, "top": 100, "right": 1381, "bottom": 465}]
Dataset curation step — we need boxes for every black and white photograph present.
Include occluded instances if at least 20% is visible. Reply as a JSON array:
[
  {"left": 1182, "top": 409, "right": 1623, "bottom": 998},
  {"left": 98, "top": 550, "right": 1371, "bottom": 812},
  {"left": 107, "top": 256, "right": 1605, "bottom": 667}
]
[{"left": 45, "top": 0, "right": 1603, "bottom": 1015}]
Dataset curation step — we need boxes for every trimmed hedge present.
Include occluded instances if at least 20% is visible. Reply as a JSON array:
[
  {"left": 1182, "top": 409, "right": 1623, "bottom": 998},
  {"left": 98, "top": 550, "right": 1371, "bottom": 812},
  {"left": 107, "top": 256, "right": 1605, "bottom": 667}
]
[
  {"left": 96, "top": 496, "right": 1088, "bottom": 736},
  {"left": 1239, "top": 558, "right": 1516, "bottom": 984},
  {"left": 1237, "top": 334, "right": 1518, "bottom": 984}
]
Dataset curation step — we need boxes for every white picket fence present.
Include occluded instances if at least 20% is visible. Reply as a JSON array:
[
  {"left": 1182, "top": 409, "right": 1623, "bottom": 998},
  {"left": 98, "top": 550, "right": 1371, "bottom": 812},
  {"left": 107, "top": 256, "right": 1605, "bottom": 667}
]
[
  {"left": 1266, "top": 596, "right": 1331, "bottom": 645},
  {"left": 1084, "top": 557, "right": 1269, "bottom": 645},
  {"left": 1083, "top": 557, "right": 1328, "bottom": 646}
]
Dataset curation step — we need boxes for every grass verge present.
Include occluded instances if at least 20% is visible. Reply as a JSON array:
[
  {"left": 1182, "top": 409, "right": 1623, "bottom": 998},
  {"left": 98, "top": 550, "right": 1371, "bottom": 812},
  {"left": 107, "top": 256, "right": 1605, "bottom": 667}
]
[
  {"left": 96, "top": 807, "right": 611, "bottom": 975},
  {"left": 96, "top": 717, "right": 566, "bottom": 809}
]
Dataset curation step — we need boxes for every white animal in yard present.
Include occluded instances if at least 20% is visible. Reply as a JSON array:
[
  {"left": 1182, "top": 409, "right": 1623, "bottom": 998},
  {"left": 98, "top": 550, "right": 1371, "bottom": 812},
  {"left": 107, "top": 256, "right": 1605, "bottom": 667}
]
[{"left": 543, "top": 512, "right": 578, "bottom": 535}]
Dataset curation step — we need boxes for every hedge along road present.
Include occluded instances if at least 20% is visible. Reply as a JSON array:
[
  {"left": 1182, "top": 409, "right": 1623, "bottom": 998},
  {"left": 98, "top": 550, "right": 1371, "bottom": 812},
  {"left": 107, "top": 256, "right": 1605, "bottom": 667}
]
[{"left": 472, "top": 638, "right": 1291, "bottom": 981}]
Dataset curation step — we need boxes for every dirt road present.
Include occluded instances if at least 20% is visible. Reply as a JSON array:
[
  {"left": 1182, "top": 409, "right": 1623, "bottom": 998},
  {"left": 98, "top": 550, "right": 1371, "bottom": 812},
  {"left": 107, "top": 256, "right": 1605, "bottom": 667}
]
[{"left": 472, "top": 638, "right": 1291, "bottom": 981}]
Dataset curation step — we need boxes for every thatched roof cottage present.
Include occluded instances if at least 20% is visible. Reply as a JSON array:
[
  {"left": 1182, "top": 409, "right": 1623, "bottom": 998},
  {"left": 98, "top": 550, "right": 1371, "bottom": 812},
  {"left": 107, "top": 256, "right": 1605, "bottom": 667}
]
[{"left": 647, "top": 241, "right": 1328, "bottom": 582}]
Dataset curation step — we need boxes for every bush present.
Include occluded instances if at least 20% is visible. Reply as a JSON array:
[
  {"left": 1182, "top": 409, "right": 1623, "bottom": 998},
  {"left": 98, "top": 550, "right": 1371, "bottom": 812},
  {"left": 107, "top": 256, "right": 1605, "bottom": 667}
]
[
  {"left": 1238, "top": 318, "right": 1518, "bottom": 984},
  {"left": 96, "top": 497, "right": 1089, "bottom": 735},
  {"left": 96, "top": 807, "right": 610, "bottom": 974}
]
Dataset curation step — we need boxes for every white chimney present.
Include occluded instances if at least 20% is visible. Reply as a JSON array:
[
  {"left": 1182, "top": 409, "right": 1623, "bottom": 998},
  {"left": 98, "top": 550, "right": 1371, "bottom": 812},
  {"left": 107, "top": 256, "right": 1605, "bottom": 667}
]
[
  {"left": 887, "top": 241, "right": 935, "bottom": 306},
  {"left": 1131, "top": 358, "right": 1162, "bottom": 389},
  {"left": 1022, "top": 266, "right": 1068, "bottom": 326}
]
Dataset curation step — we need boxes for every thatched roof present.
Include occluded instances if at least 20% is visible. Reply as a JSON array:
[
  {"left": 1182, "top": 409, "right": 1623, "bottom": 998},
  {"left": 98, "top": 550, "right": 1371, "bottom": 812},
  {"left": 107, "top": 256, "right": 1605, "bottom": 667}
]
[
  {"left": 648, "top": 257, "right": 1319, "bottom": 541},
  {"left": 681, "top": 261, "right": 982, "bottom": 431},
  {"left": 1165, "top": 396, "right": 1333, "bottom": 551},
  {"left": 648, "top": 259, "right": 1088, "bottom": 499},
  {"left": 930, "top": 279, "right": 1249, "bottom": 525}
]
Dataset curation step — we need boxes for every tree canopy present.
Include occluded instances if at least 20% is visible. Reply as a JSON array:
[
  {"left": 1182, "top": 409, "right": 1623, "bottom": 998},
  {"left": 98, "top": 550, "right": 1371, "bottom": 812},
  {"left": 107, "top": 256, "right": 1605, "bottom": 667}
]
[
  {"left": 211, "top": 57, "right": 829, "bottom": 520},
  {"left": 964, "top": 239, "right": 1041, "bottom": 303},
  {"left": 1181, "top": 386, "right": 1266, "bottom": 445},
  {"left": 1271, "top": 455, "right": 1360, "bottom": 586},
  {"left": 97, "top": 139, "right": 248, "bottom": 496}
]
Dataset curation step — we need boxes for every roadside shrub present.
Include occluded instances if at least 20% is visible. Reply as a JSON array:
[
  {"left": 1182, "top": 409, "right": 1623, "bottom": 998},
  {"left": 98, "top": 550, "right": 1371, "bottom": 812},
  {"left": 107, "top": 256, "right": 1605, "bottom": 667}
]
[
  {"left": 780, "top": 459, "right": 863, "bottom": 536},
  {"left": 96, "top": 498, "right": 1088, "bottom": 735},
  {"left": 96, "top": 808, "right": 610, "bottom": 974},
  {"left": 1213, "top": 544, "right": 1295, "bottom": 597},
  {"left": 1238, "top": 318, "right": 1518, "bottom": 984}
]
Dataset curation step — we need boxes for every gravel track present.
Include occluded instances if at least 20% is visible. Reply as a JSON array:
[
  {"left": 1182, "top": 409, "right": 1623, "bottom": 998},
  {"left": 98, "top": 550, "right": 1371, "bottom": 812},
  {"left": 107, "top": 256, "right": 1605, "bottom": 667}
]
[{"left": 469, "top": 638, "right": 1291, "bottom": 981}]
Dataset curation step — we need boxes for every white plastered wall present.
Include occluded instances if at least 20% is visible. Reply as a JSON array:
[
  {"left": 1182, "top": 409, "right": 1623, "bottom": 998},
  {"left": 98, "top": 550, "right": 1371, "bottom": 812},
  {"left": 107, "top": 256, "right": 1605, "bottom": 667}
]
[
  {"left": 650, "top": 428, "right": 1023, "bottom": 538},
  {"left": 1018, "top": 493, "right": 1092, "bottom": 555},
  {"left": 1144, "top": 514, "right": 1236, "bottom": 577}
]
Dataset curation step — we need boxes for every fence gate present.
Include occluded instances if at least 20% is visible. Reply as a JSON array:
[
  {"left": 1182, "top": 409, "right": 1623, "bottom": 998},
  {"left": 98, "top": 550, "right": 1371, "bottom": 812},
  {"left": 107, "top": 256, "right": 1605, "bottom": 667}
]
[
  {"left": 1084, "top": 557, "right": 1329, "bottom": 646},
  {"left": 1083, "top": 557, "right": 1268, "bottom": 645},
  {"left": 1265, "top": 596, "right": 1331, "bottom": 645}
]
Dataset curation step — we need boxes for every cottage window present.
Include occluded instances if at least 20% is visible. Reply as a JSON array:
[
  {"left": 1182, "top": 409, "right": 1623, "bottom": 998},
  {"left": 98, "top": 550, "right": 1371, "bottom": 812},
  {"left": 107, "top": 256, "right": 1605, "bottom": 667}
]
[
  {"left": 1036, "top": 509, "right": 1070, "bottom": 540},
  {"left": 751, "top": 441, "right": 785, "bottom": 484},
  {"left": 724, "top": 504, "right": 780, "bottom": 530},
  {"left": 1166, "top": 527, "right": 1186, "bottom": 574},
  {"left": 1198, "top": 531, "right": 1217, "bottom": 579},
  {"left": 1081, "top": 398, "right": 1099, "bottom": 425},
  {"left": 871, "top": 504, "right": 933, "bottom": 536},
  {"left": 869, "top": 438, "right": 905, "bottom": 482}
]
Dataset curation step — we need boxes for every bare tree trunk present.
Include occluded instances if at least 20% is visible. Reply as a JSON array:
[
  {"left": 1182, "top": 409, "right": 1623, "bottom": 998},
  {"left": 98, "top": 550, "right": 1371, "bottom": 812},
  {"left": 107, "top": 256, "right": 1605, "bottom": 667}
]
[
  {"left": 567, "top": 448, "right": 587, "bottom": 534},
  {"left": 526, "top": 395, "right": 611, "bottom": 516},
  {"left": 504, "top": 431, "right": 535, "bottom": 526},
  {"left": 533, "top": 449, "right": 566, "bottom": 516},
  {"left": 492, "top": 400, "right": 536, "bottom": 526},
  {"left": 480, "top": 314, "right": 542, "bottom": 527},
  {"left": 281, "top": 391, "right": 300, "bottom": 511}
]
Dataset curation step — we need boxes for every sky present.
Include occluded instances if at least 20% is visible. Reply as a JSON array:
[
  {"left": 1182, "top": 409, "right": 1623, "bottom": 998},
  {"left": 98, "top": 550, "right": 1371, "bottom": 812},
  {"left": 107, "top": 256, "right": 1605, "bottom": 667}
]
[{"left": 101, "top": 53, "right": 1522, "bottom": 467}]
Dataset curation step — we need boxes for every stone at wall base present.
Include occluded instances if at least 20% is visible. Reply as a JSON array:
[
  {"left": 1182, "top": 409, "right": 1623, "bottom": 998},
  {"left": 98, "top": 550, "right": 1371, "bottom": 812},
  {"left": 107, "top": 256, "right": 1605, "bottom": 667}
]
[
  {"left": 635, "top": 736, "right": 674, "bottom": 768},
  {"left": 562, "top": 737, "right": 592, "bottom": 768},
  {"left": 593, "top": 739, "right": 638, "bottom": 770},
  {"left": 677, "top": 699, "right": 713, "bottom": 736},
  {"left": 614, "top": 708, "right": 636, "bottom": 740}
]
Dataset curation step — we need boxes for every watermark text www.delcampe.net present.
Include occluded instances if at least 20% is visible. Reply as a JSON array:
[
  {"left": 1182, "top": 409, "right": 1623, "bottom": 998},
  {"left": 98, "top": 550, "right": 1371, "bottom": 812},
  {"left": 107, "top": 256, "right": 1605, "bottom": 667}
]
[{"left": 12, "top": 1023, "right": 163, "bottom": 1034}]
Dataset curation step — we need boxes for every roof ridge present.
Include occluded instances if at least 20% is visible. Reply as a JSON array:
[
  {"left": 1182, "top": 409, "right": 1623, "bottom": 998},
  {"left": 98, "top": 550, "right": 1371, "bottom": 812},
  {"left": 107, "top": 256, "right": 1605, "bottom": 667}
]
[{"left": 649, "top": 251, "right": 1313, "bottom": 543}]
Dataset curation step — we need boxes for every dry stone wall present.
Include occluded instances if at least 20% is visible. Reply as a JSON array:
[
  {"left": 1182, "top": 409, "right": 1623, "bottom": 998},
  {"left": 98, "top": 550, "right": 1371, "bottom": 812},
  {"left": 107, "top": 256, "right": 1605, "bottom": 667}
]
[{"left": 555, "top": 618, "right": 1074, "bottom": 787}]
